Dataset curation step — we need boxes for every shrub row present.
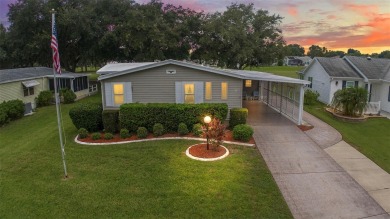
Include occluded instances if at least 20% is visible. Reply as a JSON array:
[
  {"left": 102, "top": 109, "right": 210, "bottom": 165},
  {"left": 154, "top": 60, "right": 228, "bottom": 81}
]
[
  {"left": 233, "top": 124, "right": 253, "bottom": 142},
  {"left": 102, "top": 110, "right": 119, "bottom": 133},
  {"left": 69, "top": 103, "right": 103, "bottom": 132},
  {"left": 229, "top": 108, "right": 248, "bottom": 128},
  {"left": 0, "top": 99, "right": 25, "bottom": 126},
  {"left": 36, "top": 91, "right": 54, "bottom": 107},
  {"left": 119, "top": 103, "right": 228, "bottom": 133}
]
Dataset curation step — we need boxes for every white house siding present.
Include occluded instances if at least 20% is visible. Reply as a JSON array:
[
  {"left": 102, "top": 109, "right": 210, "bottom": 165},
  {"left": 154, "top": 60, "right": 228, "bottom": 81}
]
[
  {"left": 101, "top": 64, "right": 242, "bottom": 111},
  {"left": 0, "top": 78, "right": 48, "bottom": 109},
  {"left": 304, "top": 60, "right": 332, "bottom": 104},
  {"left": 376, "top": 82, "right": 390, "bottom": 113}
]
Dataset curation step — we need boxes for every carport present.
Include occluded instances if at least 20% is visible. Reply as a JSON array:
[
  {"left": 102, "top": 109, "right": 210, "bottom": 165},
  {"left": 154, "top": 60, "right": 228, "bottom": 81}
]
[{"left": 233, "top": 70, "right": 310, "bottom": 125}]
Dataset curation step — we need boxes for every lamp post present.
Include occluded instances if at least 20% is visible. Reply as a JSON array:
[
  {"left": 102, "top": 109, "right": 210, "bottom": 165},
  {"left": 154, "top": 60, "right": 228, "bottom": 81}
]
[{"left": 204, "top": 116, "right": 211, "bottom": 150}]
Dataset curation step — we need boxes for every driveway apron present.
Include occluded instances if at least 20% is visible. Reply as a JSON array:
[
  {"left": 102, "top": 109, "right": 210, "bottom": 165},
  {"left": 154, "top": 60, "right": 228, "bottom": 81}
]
[{"left": 244, "top": 101, "right": 388, "bottom": 219}]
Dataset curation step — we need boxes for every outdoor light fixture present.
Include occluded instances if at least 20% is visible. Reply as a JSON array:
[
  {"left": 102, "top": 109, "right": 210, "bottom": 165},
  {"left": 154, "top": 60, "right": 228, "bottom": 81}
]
[{"left": 204, "top": 116, "right": 211, "bottom": 150}]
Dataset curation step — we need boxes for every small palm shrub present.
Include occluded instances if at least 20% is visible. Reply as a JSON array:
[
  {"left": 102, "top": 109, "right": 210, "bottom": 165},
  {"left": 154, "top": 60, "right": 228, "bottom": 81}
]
[
  {"left": 192, "top": 123, "right": 203, "bottom": 137},
  {"left": 120, "top": 128, "right": 130, "bottom": 139},
  {"left": 153, "top": 123, "right": 165, "bottom": 137},
  {"left": 78, "top": 128, "right": 88, "bottom": 139},
  {"left": 137, "top": 127, "right": 148, "bottom": 139},
  {"left": 233, "top": 124, "right": 254, "bottom": 142},
  {"left": 202, "top": 118, "right": 226, "bottom": 150},
  {"left": 331, "top": 87, "right": 368, "bottom": 117},
  {"left": 104, "top": 132, "right": 114, "bottom": 140},
  {"left": 91, "top": 132, "right": 101, "bottom": 140},
  {"left": 178, "top": 123, "right": 189, "bottom": 135}
]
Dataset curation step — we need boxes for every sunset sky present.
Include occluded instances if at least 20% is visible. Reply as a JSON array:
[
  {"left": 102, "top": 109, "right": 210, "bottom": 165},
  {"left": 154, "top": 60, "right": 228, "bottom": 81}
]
[{"left": 1, "top": 0, "right": 389, "bottom": 54}]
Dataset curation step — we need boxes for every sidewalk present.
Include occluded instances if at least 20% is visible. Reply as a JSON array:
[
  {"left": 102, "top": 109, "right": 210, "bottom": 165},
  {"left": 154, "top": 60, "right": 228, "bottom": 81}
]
[{"left": 303, "top": 112, "right": 390, "bottom": 215}]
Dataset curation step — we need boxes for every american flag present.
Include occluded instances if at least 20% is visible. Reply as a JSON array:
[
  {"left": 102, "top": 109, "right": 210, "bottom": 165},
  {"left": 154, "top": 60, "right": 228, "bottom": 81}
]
[{"left": 51, "top": 16, "right": 61, "bottom": 74}]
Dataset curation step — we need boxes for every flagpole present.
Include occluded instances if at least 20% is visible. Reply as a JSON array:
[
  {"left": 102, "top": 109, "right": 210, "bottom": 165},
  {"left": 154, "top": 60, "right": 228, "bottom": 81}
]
[{"left": 51, "top": 9, "right": 68, "bottom": 178}]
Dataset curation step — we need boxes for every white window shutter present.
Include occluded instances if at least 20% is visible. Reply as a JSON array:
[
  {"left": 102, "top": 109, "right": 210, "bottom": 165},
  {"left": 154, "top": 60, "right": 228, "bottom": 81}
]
[
  {"left": 175, "top": 82, "right": 184, "bottom": 103},
  {"left": 124, "top": 82, "right": 132, "bottom": 103},
  {"left": 195, "top": 81, "right": 204, "bottom": 103},
  {"left": 105, "top": 82, "right": 113, "bottom": 107}
]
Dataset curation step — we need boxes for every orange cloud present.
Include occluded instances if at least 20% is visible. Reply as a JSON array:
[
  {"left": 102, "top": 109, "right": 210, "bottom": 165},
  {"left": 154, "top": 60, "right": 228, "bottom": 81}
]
[{"left": 287, "top": 6, "right": 298, "bottom": 16}]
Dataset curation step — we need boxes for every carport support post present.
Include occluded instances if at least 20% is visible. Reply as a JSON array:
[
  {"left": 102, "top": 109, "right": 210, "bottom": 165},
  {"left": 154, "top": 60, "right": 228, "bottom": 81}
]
[{"left": 298, "top": 85, "right": 304, "bottom": 125}]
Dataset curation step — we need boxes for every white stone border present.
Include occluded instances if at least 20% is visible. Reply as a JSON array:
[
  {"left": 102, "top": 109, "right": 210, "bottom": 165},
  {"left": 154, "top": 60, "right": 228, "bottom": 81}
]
[
  {"left": 74, "top": 135, "right": 255, "bottom": 147},
  {"left": 185, "top": 144, "right": 230, "bottom": 161}
]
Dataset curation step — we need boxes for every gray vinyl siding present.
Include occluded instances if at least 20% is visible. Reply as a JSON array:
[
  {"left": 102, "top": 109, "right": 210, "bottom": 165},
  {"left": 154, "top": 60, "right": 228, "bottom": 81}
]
[
  {"left": 0, "top": 78, "right": 49, "bottom": 109},
  {"left": 102, "top": 64, "right": 242, "bottom": 111}
]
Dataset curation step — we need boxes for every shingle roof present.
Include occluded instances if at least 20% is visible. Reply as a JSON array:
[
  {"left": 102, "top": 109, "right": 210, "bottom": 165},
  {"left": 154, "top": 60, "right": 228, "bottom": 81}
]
[
  {"left": 345, "top": 56, "right": 390, "bottom": 80},
  {"left": 0, "top": 67, "right": 87, "bottom": 84},
  {"left": 98, "top": 59, "right": 310, "bottom": 85},
  {"left": 315, "top": 57, "right": 362, "bottom": 78}
]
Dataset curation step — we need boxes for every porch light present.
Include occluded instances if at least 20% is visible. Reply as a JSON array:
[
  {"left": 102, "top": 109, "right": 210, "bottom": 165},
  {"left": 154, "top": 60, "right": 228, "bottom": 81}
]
[{"left": 204, "top": 116, "right": 211, "bottom": 124}]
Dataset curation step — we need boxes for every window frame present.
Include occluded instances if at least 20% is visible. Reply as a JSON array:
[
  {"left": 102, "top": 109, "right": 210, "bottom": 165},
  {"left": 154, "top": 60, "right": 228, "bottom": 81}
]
[
  {"left": 23, "top": 86, "right": 34, "bottom": 96},
  {"left": 184, "top": 83, "right": 195, "bottom": 104},
  {"left": 205, "top": 82, "right": 212, "bottom": 100},
  {"left": 345, "top": 81, "right": 355, "bottom": 88},
  {"left": 221, "top": 82, "right": 228, "bottom": 100},
  {"left": 113, "top": 83, "right": 124, "bottom": 105}
]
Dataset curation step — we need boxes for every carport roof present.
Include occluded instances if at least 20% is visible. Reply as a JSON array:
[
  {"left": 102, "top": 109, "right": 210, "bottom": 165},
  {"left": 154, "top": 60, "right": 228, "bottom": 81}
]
[{"left": 98, "top": 59, "right": 310, "bottom": 85}]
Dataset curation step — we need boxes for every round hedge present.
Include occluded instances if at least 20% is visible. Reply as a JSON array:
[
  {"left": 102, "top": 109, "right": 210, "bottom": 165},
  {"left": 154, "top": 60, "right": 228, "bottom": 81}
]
[
  {"left": 69, "top": 103, "right": 103, "bottom": 132},
  {"left": 233, "top": 124, "right": 254, "bottom": 142},
  {"left": 229, "top": 108, "right": 248, "bottom": 128}
]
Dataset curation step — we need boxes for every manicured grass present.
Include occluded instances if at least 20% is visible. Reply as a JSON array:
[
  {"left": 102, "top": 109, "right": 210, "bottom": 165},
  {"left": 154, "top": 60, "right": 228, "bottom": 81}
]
[
  {"left": 246, "top": 66, "right": 305, "bottom": 78},
  {"left": 305, "top": 102, "right": 390, "bottom": 173},
  {"left": 0, "top": 93, "right": 292, "bottom": 218}
]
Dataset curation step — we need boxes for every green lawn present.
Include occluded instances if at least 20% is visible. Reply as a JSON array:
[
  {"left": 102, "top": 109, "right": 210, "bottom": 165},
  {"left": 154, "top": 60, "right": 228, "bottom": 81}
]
[
  {"left": 0, "top": 93, "right": 292, "bottom": 218},
  {"left": 305, "top": 102, "right": 390, "bottom": 173},
  {"left": 246, "top": 66, "right": 305, "bottom": 78},
  {"left": 75, "top": 66, "right": 100, "bottom": 81}
]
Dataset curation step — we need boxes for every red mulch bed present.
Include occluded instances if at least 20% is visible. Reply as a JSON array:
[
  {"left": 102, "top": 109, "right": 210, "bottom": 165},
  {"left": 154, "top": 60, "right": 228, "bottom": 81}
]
[
  {"left": 297, "top": 125, "right": 314, "bottom": 131},
  {"left": 188, "top": 143, "right": 226, "bottom": 158},
  {"left": 78, "top": 130, "right": 255, "bottom": 144}
]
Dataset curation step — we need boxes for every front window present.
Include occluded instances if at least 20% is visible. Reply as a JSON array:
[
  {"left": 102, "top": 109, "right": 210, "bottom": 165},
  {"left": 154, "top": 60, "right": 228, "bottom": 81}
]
[
  {"left": 23, "top": 87, "right": 34, "bottom": 96},
  {"left": 113, "top": 84, "right": 124, "bottom": 105},
  {"left": 184, "top": 83, "right": 195, "bottom": 104},
  {"left": 221, "top": 82, "right": 228, "bottom": 100},
  {"left": 346, "top": 81, "right": 355, "bottom": 88},
  {"left": 245, "top": 80, "right": 252, "bottom": 87},
  {"left": 308, "top": 77, "right": 313, "bottom": 88},
  {"left": 205, "top": 82, "right": 212, "bottom": 100}
]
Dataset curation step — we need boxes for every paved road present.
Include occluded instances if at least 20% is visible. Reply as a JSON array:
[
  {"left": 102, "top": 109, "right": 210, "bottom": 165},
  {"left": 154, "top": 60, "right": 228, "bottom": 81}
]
[{"left": 244, "top": 101, "right": 389, "bottom": 219}]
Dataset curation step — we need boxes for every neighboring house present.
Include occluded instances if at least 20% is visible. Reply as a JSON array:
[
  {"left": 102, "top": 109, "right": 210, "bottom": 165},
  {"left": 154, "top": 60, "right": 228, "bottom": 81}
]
[
  {"left": 98, "top": 59, "right": 310, "bottom": 125},
  {"left": 284, "top": 56, "right": 312, "bottom": 66},
  {"left": 0, "top": 67, "right": 91, "bottom": 114},
  {"left": 300, "top": 56, "right": 390, "bottom": 114}
]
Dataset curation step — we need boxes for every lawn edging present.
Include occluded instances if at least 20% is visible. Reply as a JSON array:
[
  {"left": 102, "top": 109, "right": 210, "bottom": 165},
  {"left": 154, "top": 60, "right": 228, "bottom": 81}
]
[
  {"left": 74, "top": 135, "right": 255, "bottom": 147},
  {"left": 186, "top": 144, "right": 230, "bottom": 161}
]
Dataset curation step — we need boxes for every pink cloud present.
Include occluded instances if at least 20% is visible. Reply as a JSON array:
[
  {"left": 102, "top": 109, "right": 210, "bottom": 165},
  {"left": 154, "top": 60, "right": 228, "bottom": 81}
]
[{"left": 287, "top": 6, "right": 298, "bottom": 16}]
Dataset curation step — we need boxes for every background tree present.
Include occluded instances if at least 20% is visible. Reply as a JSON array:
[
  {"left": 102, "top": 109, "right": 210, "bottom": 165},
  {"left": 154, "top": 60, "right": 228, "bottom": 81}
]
[
  {"left": 324, "top": 50, "right": 345, "bottom": 57},
  {"left": 284, "top": 44, "right": 305, "bottom": 56},
  {"left": 307, "top": 45, "right": 327, "bottom": 58},
  {"left": 0, "top": 24, "right": 10, "bottom": 68},
  {"left": 347, "top": 48, "right": 362, "bottom": 56},
  {"left": 378, "top": 50, "right": 390, "bottom": 59}
]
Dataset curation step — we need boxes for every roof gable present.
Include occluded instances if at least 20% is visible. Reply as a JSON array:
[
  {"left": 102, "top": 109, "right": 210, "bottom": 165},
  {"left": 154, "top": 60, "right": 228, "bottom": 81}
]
[
  {"left": 98, "top": 59, "right": 310, "bottom": 85},
  {"left": 314, "top": 57, "right": 362, "bottom": 78},
  {"left": 344, "top": 56, "right": 390, "bottom": 80}
]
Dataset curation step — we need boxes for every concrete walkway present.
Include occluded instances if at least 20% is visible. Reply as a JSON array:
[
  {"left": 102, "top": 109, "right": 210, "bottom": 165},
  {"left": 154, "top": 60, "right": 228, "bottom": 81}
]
[{"left": 244, "top": 101, "right": 389, "bottom": 219}]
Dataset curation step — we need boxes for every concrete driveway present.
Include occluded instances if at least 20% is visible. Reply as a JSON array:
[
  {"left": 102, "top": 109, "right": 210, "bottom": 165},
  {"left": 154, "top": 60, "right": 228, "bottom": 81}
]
[{"left": 244, "top": 101, "right": 389, "bottom": 219}]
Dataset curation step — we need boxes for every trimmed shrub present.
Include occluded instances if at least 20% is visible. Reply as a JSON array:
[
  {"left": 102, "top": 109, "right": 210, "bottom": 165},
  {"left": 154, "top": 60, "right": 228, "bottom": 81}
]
[
  {"left": 120, "top": 128, "right": 130, "bottom": 139},
  {"left": 104, "top": 132, "right": 114, "bottom": 140},
  {"left": 153, "top": 123, "right": 165, "bottom": 137},
  {"left": 0, "top": 99, "right": 25, "bottom": 121},
  {"left": 69, "top": 103, "right": 103, "bottom": 132},
  {"left": 78, "top": 128, "right": 88, "bottom": 139},
  {"left": 233, "top": 124, "right": 254, "bottom": 142},
  {"left": 102, "top": 110, "right": 119, "bottom": 133},
  {"left": 137, "top": 127, "right": 148, "bottom": 139},
  {"left": 192, "top": 123, "right": 203, "bottom": 137},
  {"left": 229, "top": 108, "right": 248, "bottom": 128},
  {"left": 178, "top": 123, "right": 189, "bottom": 135},
  {"left": 91, "top": 132, "right": 101, "bottom": 140},
  {"left": 61, "top": 89, "right": 77, "bottom": 104},
  {"left": 36, "top": 90, "right": 53, "bottom": 107},
  {"left": 119, "top": 103, "right": 228, "bottom": 133},
  {"left": 0, "top": 109, "right": 9, "bottom": 126},
  {"left": 304, "top": 89, "right": 320, "bottom": 105}
]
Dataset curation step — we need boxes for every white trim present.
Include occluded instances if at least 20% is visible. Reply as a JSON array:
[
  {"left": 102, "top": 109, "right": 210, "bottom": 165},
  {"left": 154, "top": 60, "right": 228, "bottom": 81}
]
[{"left": 186, "top": 144, "right": 229, "bottom": 161}]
